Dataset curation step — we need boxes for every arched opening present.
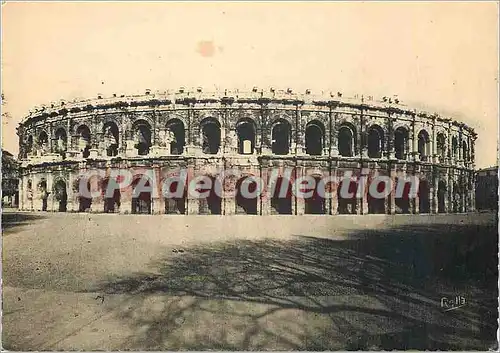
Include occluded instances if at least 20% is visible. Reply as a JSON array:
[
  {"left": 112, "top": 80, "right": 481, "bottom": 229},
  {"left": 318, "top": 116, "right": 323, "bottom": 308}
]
[
  {"left": 53, "top": 179, "right": 67, "bottom": 212},
  {"left": 395, "top": 178, "right": 411, "bottom": 214},
  {"left": 304, "top": 176, "right": 325, "bottom": 214},
  {"left": 133, "top": 121, "right": 152, "bottom": 156},
  {"left": 38, "top": 131, "right": 49, "bottom": 155},
  {"left": 418, "top": 180, "right": 430, "bottom": 213},
  {"left": 367, "top": 125, "right": 384, "bottom": 158},
  {"left": 305, "top": 121, "right": 324, "bottom": 156},
  {"left": 166, "top": 119, "right": 185, "bottom": 155},
  {"left": 271, "top": 177, "right": 292, "bottom": 214},
  {"left": 337, "top": 179, "right": 357, "bottom": 214},
  {"left": 103, "top": 122, "right": 119, "bottom": 157},
  {"left": 438, "top": 180, "right": 447, "bottom": 213},
  {"left": 78, "top": 179, "right": 92, "bottom": 212},
  {"left": 452, "top": 182, "right": 460, "bottom": 213},
  {"left": 236, "top": 119, "right": 256, "bottom": 155},
  {"left": 394, "top": 127, "right": 409, "bottom": 160},
  {"left": 452, "top": 136, "right": 458, "bottom": 160},
  {"left": 462, "top": 140, "right": 468, "bottom": 162},
  {"left": 38, "top": 179, "right": 48, "bottom": 211},
  {"left": 417, "top": 130, "right": 430, "bottom": 162},
  {"left": 76, "top": 125, "right": 91, "bottom": 158},
  {"left": 164, "top": 180, "right": 186, "bottom": 214},
  {"left": 102, "top": 177, "right": 121, "bottom": 213},
  {"left": 437, "top": 133, "right": 446, "bottom": 162},
  {"left": 367, "top": 179, "right": 386, "bottom": 214},
  {"left": 25, "top": 135, "right": 34, "bottom": 158},
  {"left": 54, "top": 128, "right": 67, "bottom": 158},
  {"left": 132, "top": 176, "right": 152, "bottom": 214},
  {"left": 338, "top": 125, "right": 355, "bottom": 157},
  {"left": 271, "top": 120, "right": 291, "bottom": 155},
  {"left": 201, "top": 118, "right": 221, "bottom": 154},
  {"left": 235, "top": 176, "right": 258, "bottom": 215},
  {"left": 198, "top": 176, "right": 222, "bottom": 214}
]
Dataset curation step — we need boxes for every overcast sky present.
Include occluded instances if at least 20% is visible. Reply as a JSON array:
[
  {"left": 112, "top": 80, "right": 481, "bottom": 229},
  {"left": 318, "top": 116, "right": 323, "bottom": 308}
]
[{"left": 2, "top": 2, "right": 498, "bottom": 168}]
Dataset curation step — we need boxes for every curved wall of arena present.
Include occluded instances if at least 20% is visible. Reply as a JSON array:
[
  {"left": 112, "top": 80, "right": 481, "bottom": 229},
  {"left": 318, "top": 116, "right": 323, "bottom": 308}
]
[{"left": 17, "top": 88, "right": 477, "bottom": 215}]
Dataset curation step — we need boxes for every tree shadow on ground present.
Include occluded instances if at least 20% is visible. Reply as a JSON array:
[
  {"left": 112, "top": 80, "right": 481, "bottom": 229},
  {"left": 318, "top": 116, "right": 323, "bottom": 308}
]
[
  {"left": 89, "top": 221, "right": 498, "bottom": 350},
  {"left": 1, "top": 212, "right": 47, "bottom": 233}
]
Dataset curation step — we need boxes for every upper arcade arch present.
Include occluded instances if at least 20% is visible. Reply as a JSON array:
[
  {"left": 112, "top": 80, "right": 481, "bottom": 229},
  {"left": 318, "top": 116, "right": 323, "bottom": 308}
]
[
  {"left": 337, "top": 123, "right": 356, "bottom": 157},
  {"left": 166, "top": 118, "right": 185, "bottom": 155},
  {"left": 271, "top": 119, "right": 291, "bottom": 155},
  {"left": 200, "top": 117, "right": 221, "bottom": 154},
  {"left": 394, "top": 126, "right": 409, "bottom": 160},
  {"left": 367, "top": 124, "right": 385, "bottom": 158},
  {"left": 305, "top": 120, "right": 325, "bottom": 156},
  {"left": 236, "top": 118, "right": 257, "bottom": 155},
  {"left": 132, "top": 120, "right": 152, "bottom": 156},
  {"left": 417, "top": 129, "right": 431, "bottom": 162}
]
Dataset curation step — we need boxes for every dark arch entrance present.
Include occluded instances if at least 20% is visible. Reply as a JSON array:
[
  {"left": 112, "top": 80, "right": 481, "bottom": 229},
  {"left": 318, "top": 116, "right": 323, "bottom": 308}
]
[
  {"left": 236, "top": 119, "right": 256, "bottom": 155},
  {"left": 53, "top": 180, "right": 67, "bottom": 212},
  {"left": 337, "top": 180, "right": 357, "bottom": 214},
  {"left": 367, "top": 125, "right": 384, "bottom": 158},
  {"left": 166, "top": 119, "right": 185, "bottom": 155},
  {"left": 198, "top": 176, "right": 222, "bottom": 215},
  {"left": 304, "top": 176, "right": 325, "bottom": 214},
  {"left": 367, "top": 179, "right": 386, "bottom": 214},
  {"left": 103, "top": 122, "right": 119, "bottom": 157},
  {"left": 236, "top": 176, "right": 258, "bottom": 215},
  {"left": 201, "top": 118, "right": 221, "bottom": 154},
  {"left": 78, "top": 179, "right": 92, "bottom": 212},
  {"left": 452, "top": 182, "right": 460, "bottom": 213},
  {"left": 338, "top": 125, "right": 355, "bottom": 157},
  {"left": 418, "top": 180, "right": 430, "bottom": 213},
  {"left": 133, "top": 122, "right": 152, "bottom": 156},
  {"left": 271, "top": 120, "right": 291, "bottom": 155},
  {"left": 305, "top": 121, "right": 324, "bottom": 156},
  {"left": 132, "top": 176, "right": 152, "bottom": 214},
  {"left": 102, "top": 178, "right": 121, "bottom": 213},
  {"left": 395, "top": 178, "right": 411, "bottom": 214},
  {"left": 438, "top": 180, "right": 447, "bottom": 213},
  {"left": 271, "top": 177, "right": 292, "bottom": 214},
  {"left": 164, "top": 180, "right": 186, "bottom": 214},
  {"left": 39, "top": 180, "right": 48, "bottom": 211}
]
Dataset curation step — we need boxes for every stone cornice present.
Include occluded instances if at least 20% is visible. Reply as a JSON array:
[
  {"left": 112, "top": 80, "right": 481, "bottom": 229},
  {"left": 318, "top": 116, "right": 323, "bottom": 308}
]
[{"left": 19, "top": 88, "right": 476, "bottom": 135}]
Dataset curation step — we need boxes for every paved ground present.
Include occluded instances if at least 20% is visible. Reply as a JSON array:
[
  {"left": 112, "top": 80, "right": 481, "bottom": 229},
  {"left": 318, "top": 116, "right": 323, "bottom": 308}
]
[{"left": 2, "top": 211, "right": 498, "bottom": 350}]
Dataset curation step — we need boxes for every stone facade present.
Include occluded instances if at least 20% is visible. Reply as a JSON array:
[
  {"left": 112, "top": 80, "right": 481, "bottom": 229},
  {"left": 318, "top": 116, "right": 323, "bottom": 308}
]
[{"left": 17, "top": 88, "right": 477, "bottom": 215}]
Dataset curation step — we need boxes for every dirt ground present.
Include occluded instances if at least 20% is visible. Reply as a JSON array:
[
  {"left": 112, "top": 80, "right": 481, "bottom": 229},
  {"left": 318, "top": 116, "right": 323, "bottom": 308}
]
[{"left": 2, "top": 211, "right": 498, "bottom": 350}]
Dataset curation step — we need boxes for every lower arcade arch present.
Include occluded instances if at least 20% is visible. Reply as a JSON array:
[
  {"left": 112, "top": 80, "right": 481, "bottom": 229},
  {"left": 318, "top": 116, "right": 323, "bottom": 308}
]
[
  {"left": 437, "top": 180, "right": 447, "bottom": 213},
  {"left": 235, "top": 176, "right": 258, "bottom": 215},
  {"left": 53, "top": 179, "right": 68, "bottom": 212},
  {"left": 304, "top": 176, "right": 326, "bottom": 214},
  {"left": 131, "top": 176, "right": 152, "bottom": 214},
  {"left": 394, "top": 178, "right": 411, "bottom": 214},
  {"left": 78, "top": 179, "right": 92, "bottom": 212},
  {"left": 164, "top": 180, "right": 187, "bottom": 215},
  {"left": 270, "top": 177, "right": 292, "bottom": 215},
  {"left": 367, "top": 179, "right": 386, "bottom": 214},
  {"left": 418, "top": 180, "right": 430, "bottom": 213},
  {"left": 39, "top": 179, "right": 48, "bottom": 211},
  {"left": 452, "top": 182, "right": 461, "bottom": 213},
  {"left": 102, "top": 178, "right": 121, "bottom": 213},
  {"left": 198, "top": 176, "right": 222, "bottom": 215},
  {"left": 337, "top": 180, "right": 357, "bottom": 214}
]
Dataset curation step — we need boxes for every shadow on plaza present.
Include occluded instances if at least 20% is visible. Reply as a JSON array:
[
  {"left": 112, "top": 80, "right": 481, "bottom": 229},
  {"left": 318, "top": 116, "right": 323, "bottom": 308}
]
[
  {"left": 90, "top": 220, "right": 498, "bottom": 350},
  {"left": 1, "top": 212, "right": 46, "bottom": 233}
]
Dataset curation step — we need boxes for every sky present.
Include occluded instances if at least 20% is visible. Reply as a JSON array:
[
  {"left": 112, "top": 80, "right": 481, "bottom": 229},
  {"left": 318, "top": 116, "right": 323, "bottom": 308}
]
[{"left": 2, "top": 2, "right": 498, "bottom": 168}]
